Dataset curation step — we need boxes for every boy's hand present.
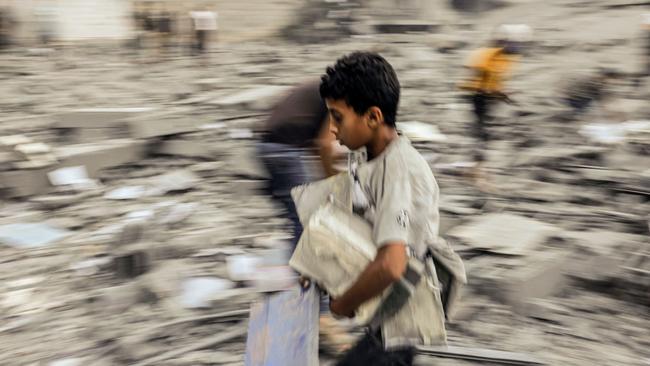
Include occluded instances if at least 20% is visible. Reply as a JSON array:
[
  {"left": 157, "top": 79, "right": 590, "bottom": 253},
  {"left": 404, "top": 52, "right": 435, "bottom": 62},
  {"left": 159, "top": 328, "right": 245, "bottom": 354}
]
[
  {"left": 330, "top": 297, "right": 355, "bottom": 318},
  {"left": 298, "top": 276, "right": 311, "bottom": 289}
]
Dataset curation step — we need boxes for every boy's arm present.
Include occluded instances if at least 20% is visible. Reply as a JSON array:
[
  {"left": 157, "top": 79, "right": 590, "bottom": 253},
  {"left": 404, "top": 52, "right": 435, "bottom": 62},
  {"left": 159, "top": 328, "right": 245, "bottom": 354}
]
[{"left": 330, "top": 242, "right": 408, "bottom": 318}]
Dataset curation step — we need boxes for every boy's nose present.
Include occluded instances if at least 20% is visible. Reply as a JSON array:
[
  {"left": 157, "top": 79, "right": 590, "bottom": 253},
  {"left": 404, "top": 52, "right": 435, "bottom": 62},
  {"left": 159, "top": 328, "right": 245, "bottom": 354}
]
[{"left": 329, "top": 122, "right": 338, "bottom": 136}]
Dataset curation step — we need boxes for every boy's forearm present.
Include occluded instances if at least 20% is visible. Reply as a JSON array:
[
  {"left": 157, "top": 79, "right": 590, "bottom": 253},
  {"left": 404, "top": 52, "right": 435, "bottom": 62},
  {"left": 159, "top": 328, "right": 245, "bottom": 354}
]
[{"left": 332, "top": 243, "right": 407, "bottom": 317}]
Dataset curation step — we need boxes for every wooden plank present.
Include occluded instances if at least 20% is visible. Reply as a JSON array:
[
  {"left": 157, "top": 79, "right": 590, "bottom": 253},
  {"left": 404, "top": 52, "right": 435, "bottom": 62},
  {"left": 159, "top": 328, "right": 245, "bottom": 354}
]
[{"left": 245, "top": 285, "right": 319, "bottom": 366}]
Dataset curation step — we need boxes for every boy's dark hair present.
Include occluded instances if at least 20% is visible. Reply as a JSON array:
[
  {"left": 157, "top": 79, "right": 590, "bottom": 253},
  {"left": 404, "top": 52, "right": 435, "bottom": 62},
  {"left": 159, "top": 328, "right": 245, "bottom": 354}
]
[{"left": 320, "top": 52, "right": 400, "bottom": 127}]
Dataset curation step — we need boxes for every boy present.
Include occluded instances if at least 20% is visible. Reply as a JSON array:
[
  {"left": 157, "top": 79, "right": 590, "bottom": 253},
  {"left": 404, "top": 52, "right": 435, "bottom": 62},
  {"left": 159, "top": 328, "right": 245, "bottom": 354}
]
[
  {"left": 258, "top": 80, "right": 339, "bottom": 250},
  {"left": 319, "top": 52, "right": 442, "bottom": 365},
  {"left": 257, "top": 80, "right": 351, "bottom": 353}
]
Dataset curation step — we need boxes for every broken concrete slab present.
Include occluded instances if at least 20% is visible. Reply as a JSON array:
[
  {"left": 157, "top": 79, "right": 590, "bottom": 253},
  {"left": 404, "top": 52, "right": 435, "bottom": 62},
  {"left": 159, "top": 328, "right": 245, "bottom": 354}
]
[
  {"left": 59, "top": 127, "right": 128, "bottom": 144},
  {"left": 447, "top": 213, "right": 560, "bottom": 256},
  {"left": 154, "top": 202, "right": 197, "bottom": 227},
  {"left": 190, "top": 161, "right": 226, "bottom": 178},
  {"left": 477, "top": 250, "right": 572, "bottom": 312},
  {"left": 0, "top": 139, "right": 148, "bottom": 197},
  {"left": 54, "top": 108, "right": 156, "bottom": 129},
  {"left": 12, "top": 156, "right": 58, "bottom": 170},
  {"left": 213, "top": 85, "right": 290, "bottom": 110},
  {"left": 146, "top": 170, "right": 199, "bottom": 195},
  {"left": 0, "top": 223, "right": 71, "bottom": 248},
  {"left": 57, "top": 139, "right": 148, "bottom": 177},
  {"left": 127, "top": 113, "right": 199, "bottom": 139},
  {"left": 157, "top": 139, "right": 216, "bottom": 159},
  {"left": 30, "top": 191, "right": 95, "bottom": 210}
]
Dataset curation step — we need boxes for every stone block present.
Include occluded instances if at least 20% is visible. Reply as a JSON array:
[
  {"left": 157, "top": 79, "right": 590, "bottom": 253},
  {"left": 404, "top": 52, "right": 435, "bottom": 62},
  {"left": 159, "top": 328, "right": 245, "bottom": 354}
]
[
  {"left": 213, "top": 85, "right": 290, "bottom": 110},
  {"left": 57, "top": 139, "right": 148, "bottom": 177},
  {"left": 478, "top": 250, "right": 572, "bottom": 312},
  {"left": 447, "top": 213, "right": 559, "bottom": 256},
  {"left": 157, "top": 139, "right": 215, "bottom": 159},
  {"left": 54, "top": 108, "right": 155, "bottom": 129},
  {"left": 127, "top": 113, "right": 198, "bottom": 139}
]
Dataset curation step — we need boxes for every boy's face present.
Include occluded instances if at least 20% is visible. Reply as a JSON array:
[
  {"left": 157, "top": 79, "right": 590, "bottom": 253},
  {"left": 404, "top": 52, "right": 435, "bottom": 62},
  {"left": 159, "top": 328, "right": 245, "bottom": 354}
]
[{"left": 325, "top": 98, "right": 373, "bottom": 150}]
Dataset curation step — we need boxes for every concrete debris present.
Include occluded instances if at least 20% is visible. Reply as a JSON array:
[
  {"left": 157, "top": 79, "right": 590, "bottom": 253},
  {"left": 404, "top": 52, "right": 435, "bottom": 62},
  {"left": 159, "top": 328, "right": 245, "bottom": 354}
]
[
  {"left": 57, "top": 139, "right": 148, "bottom": 177},
  {"left": 226, "top": 255, "right": 263, "bottom": 282},
  {"left": 54, "top": 108, "right": 156, "bottom": 129},
  {"left": 477, "top": 250, "right": 573, "bottom": 312},
  {"left": 213, "top": 85, "right": 290, "bottom": 110},
  {"left": 180, "top": 277, "right": 235, "bottom": 309},
  {"left": 157, "top": 139, "right": 217, "bottom": 159},
  {"left": 0, "top": 222, "right": 71, "bottom": 248},
  {"left": 127, "top": 112, "right": 199, "bottom": 139},
  {"left": 49, "top": 358, "right": 84, "bottom": 366},
  {"left": 0, "top": 134, "right": 32, "bottom": 149},
  {"left": 134, "top": 324, "right": 247, "bottom": 366},
  {"left": 448, "top": 213, "right": 560, "bottom": 256},
  {"left": 104, "top": 185, "right": 147, "bottom": 200},
  {"left": 579, "top": 120, "right": 650, "bottom": 144},
  {"left": 228, "top": 128, "right": 254, "bottom": 140},
  {"left": 147, "top": 170, "right": 199, "bottom": 195},
  {"left": 69, "top": 257, "right": 112, "bottom": 276},
  {"left": 155, "top": 202, "right": 198, "bottom": 227},
  {"left": 226, "top": 250, "right": 295, "bottom": 292},
  {"left": 47, "top": 165, "right": 97, "bottom": 188},
  {"left": 0, "top": 2, "right": 648, "bottom": 364},
  {"left": 417, "top": 345, "right": 545, "bottom": 365},
  {"left": 397, "top": 121, "right": 447, "bottom": 143}
]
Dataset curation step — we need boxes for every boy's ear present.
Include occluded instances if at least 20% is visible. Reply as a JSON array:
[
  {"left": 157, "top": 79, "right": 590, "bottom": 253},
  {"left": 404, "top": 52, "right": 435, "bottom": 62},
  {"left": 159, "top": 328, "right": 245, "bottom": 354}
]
[{"left": 366, "top": 106, "right": 383, "bottom": 129}]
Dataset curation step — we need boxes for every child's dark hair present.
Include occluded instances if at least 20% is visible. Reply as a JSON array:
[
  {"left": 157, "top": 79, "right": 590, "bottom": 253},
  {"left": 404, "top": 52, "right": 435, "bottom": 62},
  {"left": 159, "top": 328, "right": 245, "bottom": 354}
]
[{"left": 319, "top": 52, "right": 400, "bottom": 127}]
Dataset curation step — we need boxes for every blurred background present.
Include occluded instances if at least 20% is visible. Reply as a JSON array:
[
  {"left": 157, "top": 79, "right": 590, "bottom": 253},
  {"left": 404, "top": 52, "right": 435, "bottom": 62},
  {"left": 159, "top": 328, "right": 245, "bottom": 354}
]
[{"left": 0, "top": 0, "right": 648, "bottom": 365}]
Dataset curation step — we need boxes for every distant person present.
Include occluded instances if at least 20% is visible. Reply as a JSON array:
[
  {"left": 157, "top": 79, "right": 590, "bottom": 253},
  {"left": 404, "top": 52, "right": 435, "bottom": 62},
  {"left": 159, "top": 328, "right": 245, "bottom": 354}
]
[
  {"left": 190, "top": 9, "right": 217, "bottom": 55},
  {"left": 642, "top": 14, "right": 650, "bottom": 77},
  {"left": 459, "top": 24, "right": 530, "bottom": 190},
  {"left": 257, "top": 80, "right": 339, "bottom": 250},
  {"left": 132, "top": 8, "right": 145, "bottom": 49},
  {"left": 35, "top": 4, "right": 57, "bottom": 46},
  {"left": 0, "top": 8, "right": 10, "bottom": 49},
  {"left": 158, "top": 11, "right": 173, "bottom": 54}
]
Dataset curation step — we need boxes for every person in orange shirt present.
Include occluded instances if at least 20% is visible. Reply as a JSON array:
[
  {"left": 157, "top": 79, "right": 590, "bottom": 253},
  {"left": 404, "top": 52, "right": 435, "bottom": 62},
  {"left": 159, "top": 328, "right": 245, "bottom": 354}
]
[{"left": 460, "top": 25, "right": 527, "bottom": 189}]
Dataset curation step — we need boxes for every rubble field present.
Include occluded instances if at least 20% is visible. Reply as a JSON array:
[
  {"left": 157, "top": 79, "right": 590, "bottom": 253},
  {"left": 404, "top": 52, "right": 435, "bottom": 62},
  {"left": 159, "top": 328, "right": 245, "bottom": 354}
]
[{"left": 1, "top": 0, "right": 649, "bottom": 365}]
